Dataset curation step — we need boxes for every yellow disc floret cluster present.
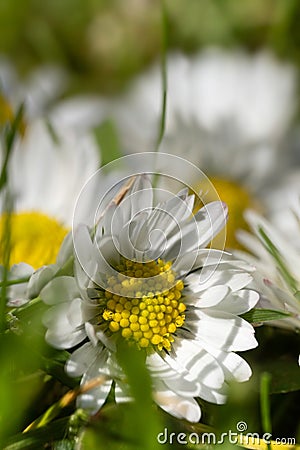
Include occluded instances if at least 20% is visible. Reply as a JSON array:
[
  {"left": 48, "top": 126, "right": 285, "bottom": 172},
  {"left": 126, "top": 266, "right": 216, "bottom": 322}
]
[
  {"left": 100, "top": 257, "right": 186, "bottom": 352},
  {"left": 0, "top": 211, "right": 68, "bottom": 269}
]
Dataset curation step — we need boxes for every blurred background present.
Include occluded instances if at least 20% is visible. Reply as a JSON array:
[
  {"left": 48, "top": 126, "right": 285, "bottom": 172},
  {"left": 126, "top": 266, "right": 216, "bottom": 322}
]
[
  {"left": 1, "top": 0, "right": 300, "bottom": 95},
  {"left": 1, "top": 1, "right": 300, "bottom": 449}
]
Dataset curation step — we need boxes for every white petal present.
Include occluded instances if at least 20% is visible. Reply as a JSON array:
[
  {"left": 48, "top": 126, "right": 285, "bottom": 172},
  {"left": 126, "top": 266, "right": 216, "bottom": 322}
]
[
  {"left": 112, "top": 175, "right": 151, "bottom": 228},
  {"left": 41, "top": 276, "right": 79, "bottom": 305},
  {"left": 194, "top": 201, "right": 228, "bottom": 247},
  {"left": 159, "top": 190, "right": 195, "bottom": 230},
  {"left": 213, "top": 289, "right": 259, "bottom": 315},
  {"left": 148, "top": 353, "right": 225, "bottom": 402},
  {"left": 115, "top": 381, "right": 132, "bottom": 403},
  {"left": 201, "top": 342, "right": 252, "bottom": 382},
  {"left": 174, "top": 249, "right": 255, "bottom": 277},
  {"left": 73, "top": 224, "right": 95, "bottom": 269},
  {"left": 27, "top": 264, "right": 58, "bottom": 298},
  {"left": 77, "top": 349, "right": 112, "bottom": 414},
  {"left": 192, "top": 310, "right": 258, "bottom": 351},
  {"left": 9, "top": 263, "right": 34, "bottom": 279},
  {"left": 56, "top": 231, "right": 73, "bottom": 266},
  {"left": 130, "top": 175, "right": 153, "bottom": 218},
  {"left": 147, "top": 353, "right": 179, "bottom": 380},
  {"left": 97, "top": 235, "right": 120, "bottom": 269},
  {"left": 164, "top": 221, "right": 200, "bottom": 261},
  {"left": 187, "top": 268, "right": 253, "bottom": 293},
  {"left": 148, "top": 353, "right": 194, "bottom": 393},
  {"left": 154, "top": 390, "right": 201, "bottom": 422},
  {"left": 43, "top": 298, "right": 84, "bottom": 343},
  {"left": 6, "top": 263, "right": 34, "bottom": 307},
  {"left": 85, "top": 322, "right": 99, "bottom": 347},
  {"left": 66, "top": 342, "right": 101, "bottom": 377},
  {"left": 118, "top": 222, "right": 135, "bottom": 260},
  {"left": 164, "top": 340, "right": 224, "bottom": 389},
  {"left": 77, "top": 377, "right": 112, "bottom": 414},
  {"left": 193, "top": 285, "right": 230, "bottom": 308},
  {"left": 45, "top": 324, "right": 85, "bottom": 349}
]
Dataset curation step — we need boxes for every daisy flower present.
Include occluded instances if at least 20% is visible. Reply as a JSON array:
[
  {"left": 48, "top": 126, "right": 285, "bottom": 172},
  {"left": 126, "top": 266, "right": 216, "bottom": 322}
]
[
  {"left": 41, "top": 175, "right": 259, "bottom": 422},
  {"left": 236, "top": 204, "right": 300, "bottom": 362},
  {"left": 110, "top": 48, "right": 296, "bottom": 247},
  {"left": 0, "top": 118, "right": 101, "bottom": 305}
]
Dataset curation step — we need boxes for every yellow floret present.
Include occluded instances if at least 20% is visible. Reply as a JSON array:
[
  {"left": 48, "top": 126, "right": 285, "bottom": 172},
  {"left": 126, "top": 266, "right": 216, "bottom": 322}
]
[{"left": 109, "top": 321, "right": 120, "bottom": 332}]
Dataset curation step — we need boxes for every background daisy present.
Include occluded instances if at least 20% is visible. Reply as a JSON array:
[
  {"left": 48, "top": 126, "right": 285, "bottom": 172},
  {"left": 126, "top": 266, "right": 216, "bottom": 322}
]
[
  {"left": 0, "top": 118, "right": 101, "bottom": 305},
  {"left": 236, "top": 206, "right": 300, "bottom": 363},
  {"left": 109, "top": 49, "right": 297, "bottom": 247}
]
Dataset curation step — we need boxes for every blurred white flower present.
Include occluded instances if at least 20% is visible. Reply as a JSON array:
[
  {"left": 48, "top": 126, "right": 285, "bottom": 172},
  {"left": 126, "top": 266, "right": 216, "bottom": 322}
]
[
  {"left": 0, "top": 119, "right": 101, "bottom": 304},
  {"left": 111, "top": 49, "right": 297, "bottom": 247},
  {"left": 0, "top": 60, "right": 104, "bottom": 306},
  {"left": 237, "top": 206, "right": 300, "bottom": 363},
  {"left": 41, "top": 175, "right": 258, "bottom": 422},
  {"left": 112, "top": 48, "right": 296, "bottom": 189},
  {"left": 116, "top": 49, "right": 296, "bottom": 182}
]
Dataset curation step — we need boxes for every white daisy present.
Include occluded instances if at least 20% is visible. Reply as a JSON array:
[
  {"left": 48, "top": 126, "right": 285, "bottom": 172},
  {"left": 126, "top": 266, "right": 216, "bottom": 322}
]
[
  {"left": 110, "top": 48, "right": 297, "bottom": 247},
  {"left": 236, "top": 206, "right": 300, "bottom": 361},
  {"left": 113, "top": 49, "right": 295, "bottom": 179},
  {"left": 41, "top": 175, "right": 259, "bottom": 422},
  {"left": 0, "top": 118, "right": 101, "bottom": 305}
]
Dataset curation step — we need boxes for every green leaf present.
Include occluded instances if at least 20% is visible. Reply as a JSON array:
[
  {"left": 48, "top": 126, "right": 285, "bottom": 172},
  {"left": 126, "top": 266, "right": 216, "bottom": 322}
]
[
  {"left": 3, "top": 417, "right": 70, "bottom": 450},
  {"left": 42, "top": 347, "right": 78, "bottom": 388},
  {"left": 115, "top": 341, "right": 162, "bottom": 450},
  {"left": 79, "top": 341, "right": 163, "bottom": 450},
  {"left": 294, "top": 291, "right": 300, "bottom": 301},
  {"left": 0, "top": 331, "right": 46, "bottom": 446},
  {"left": 259, "top": 227, "right": 298, "bottom": 293},
  {"left": 78, "top": 403, "right": 161, "bottom": 450},
  {"left": 241, "top": 308, "right": 291, "bottom": 323}
]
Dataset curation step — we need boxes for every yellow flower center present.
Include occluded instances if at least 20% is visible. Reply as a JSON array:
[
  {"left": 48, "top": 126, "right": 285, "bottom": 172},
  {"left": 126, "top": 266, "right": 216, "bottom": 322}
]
[
  {"left": 99, "top": 258, "right": 186, "bottom": 352},
  {"left": 0, "top": 212, "right": 68, "bottom": 269},
  {"left": 194, "top": 177, "right": 261, "bottom": 249}
]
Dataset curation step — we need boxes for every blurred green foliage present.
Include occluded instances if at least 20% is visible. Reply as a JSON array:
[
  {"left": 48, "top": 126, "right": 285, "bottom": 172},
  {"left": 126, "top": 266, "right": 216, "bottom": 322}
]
[{"left": 1, "top": 0, "right": 300, "bottom": 95}]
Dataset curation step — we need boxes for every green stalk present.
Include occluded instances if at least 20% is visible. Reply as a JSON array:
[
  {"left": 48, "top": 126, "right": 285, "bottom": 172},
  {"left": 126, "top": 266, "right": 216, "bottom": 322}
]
[
  {"left": 260, "top": 372, "right": 272, "bottom": 450},
  {"left": 156, "top": 0, "right": 168, "bottom": 151},
  {"left": 0, "top": 104, "right": 25, "bottom": 332}
]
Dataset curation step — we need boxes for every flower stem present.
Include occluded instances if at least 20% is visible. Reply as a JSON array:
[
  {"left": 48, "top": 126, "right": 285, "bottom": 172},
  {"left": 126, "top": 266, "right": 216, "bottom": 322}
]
[
  {"left": 260, "top": 371, "right": 272, "bottom": 450},
  {"left": 156, "top": 0, "right": 168, "bottom": 151}
]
